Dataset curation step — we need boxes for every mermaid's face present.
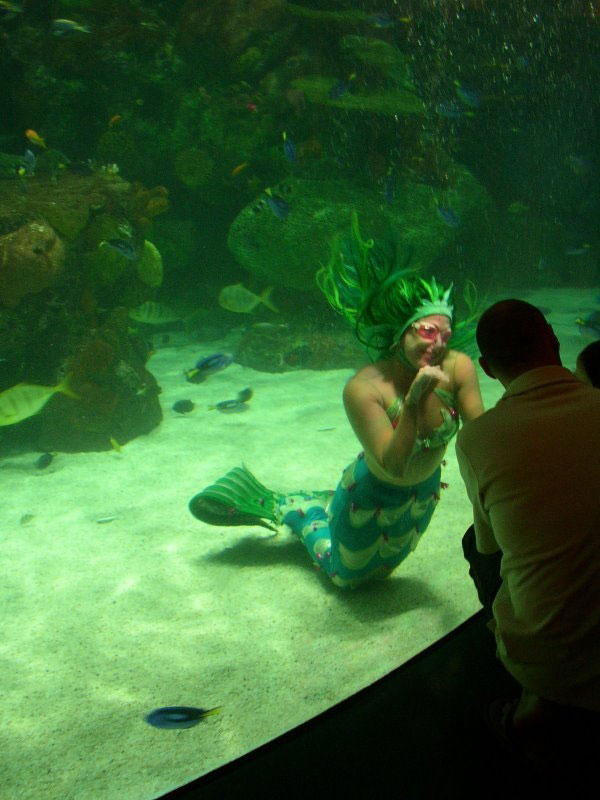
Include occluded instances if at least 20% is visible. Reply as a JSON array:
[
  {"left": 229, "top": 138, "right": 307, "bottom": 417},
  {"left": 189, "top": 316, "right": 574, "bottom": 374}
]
[{"left": 400, "top": 314, "right": 452, "bottom": 369}]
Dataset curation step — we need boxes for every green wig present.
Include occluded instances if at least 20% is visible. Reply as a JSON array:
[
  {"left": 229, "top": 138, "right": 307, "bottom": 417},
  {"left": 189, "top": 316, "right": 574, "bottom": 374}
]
[{"left": 316, "top": 212, "right": 478, "bottom": 361}]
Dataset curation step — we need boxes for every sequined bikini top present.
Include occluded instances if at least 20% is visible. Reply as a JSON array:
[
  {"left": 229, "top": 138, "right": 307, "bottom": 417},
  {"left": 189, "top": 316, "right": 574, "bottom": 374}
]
[{"left": 386, "top": 388, "right": 459, "bottom": 451}]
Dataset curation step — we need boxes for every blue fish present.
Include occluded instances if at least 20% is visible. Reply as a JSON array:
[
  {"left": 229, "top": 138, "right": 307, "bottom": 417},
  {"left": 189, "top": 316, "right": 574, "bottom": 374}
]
[
  {"left": 454, "top": 82, "right": 481, "bottom": 108},
  {"left": 21, "top": 149, "right": 37, "bottom": 176},
  {"left": 209, "top": 387, "right": 253, "bottom": 413},
  {"left": 184, "top": 353, "right": 232, "bottom": 383},
  {"left": 435, "top": 100, "right": 472, "bottom": 119},
  {"left": 145, "top": 706, "right": 222, "bottom": 729},
  {"left": 282, "top": 131, "right": 296, "bottom": 162},
  {"left": 367, "top": 12, "right": 394, "bottom": 28},
  {"left": 329, "top": 80, "right": 352, "bottom": 100},
  {"left": 100, "top": 238, "right": 138, "bottom": 260},
  {"left": 264, "top": 188, "right": 289, "bottom": 220},
  {"left": 436, "top": 206, "right": 461, "bottom": 228}
]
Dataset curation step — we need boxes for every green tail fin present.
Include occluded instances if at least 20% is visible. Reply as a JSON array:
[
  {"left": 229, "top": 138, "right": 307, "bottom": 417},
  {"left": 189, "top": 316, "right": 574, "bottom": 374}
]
[
  {"left": 189, "top": 465, "right": 280, "bottom": 529},
  {"left": 259, "top": 286, "right": 279, "bottom": 314},
  {"left": 57, "top": 373, "right": 80, "bottom": 400}
]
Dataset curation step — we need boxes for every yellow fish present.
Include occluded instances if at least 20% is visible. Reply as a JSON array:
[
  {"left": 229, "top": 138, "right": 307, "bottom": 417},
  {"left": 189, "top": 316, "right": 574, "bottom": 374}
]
[
  {"left": 231, "top": 161, "right": 249, "bottom": 177},
  {"left": 109, "top": 436, "right": 122, "bottom": 453},
  {"left": 25, "top": 128, "right": 46, "bottom": 149},
  {"left": 0, "top": 375, "right": 78, "bottom": 427},
  {"left": 218, "top": 284, "right": 279, "bottom": 314}
]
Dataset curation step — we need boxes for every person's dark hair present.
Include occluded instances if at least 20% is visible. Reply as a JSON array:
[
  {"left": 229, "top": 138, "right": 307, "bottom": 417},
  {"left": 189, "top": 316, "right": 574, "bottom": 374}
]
[
  {"left": 578, "top": 340, "right": 600, "bottom": 388},
  {"left": 476, "top": 299, "right": 557, "bottom": 369}
]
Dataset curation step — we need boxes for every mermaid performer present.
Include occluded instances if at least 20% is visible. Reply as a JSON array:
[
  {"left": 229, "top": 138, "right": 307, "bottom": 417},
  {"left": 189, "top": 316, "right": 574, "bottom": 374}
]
[{"left": 190, "top": 214, "right": 484, "bottom": 588}]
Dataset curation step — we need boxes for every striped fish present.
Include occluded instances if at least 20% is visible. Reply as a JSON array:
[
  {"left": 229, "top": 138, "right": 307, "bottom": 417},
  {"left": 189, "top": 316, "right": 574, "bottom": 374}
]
[{"left": 128, "top": 301, "right": 182, "bottom": 325}]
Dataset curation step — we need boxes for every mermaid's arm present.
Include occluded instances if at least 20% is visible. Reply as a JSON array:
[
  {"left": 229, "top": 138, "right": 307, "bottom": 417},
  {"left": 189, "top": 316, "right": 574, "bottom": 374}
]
[
  {"left": 343, "top": 377, "right": 419, "bottom": 478},
  {"left": 453, "top": 351, "right": 484, "bottom": 422}
]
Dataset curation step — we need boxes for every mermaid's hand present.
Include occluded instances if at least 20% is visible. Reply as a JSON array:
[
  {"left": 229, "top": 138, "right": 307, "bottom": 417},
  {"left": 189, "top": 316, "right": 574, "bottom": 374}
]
[{"left": 405, "top": 366, "right": 448, "bottom": 409}]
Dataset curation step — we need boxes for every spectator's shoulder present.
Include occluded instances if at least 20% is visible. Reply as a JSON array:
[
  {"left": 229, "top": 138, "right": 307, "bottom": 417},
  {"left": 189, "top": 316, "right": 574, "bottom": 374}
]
[{"left": 457, "top": 403, "right": 495, "bottom": 445}]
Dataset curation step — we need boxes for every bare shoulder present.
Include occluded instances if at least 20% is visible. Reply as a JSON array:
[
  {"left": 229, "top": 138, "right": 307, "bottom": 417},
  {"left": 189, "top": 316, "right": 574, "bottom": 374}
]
[
  {"left": 344, "top": 365, "right": 381, "bottom": 400},
  {"left": 343, "top": 363, "right": 394, "bottom": 446},
  {"left": 451, "top": 350, "right": 478, "bottom": 383},
  {"left": 343, "top": 362, "right": 389, "bottom": 412}
]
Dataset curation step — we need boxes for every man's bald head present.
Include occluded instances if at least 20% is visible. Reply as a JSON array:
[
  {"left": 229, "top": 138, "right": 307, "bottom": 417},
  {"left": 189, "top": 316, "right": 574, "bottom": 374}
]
[{"left": 476, "top": 299, "right": 561, "bottom": 382}]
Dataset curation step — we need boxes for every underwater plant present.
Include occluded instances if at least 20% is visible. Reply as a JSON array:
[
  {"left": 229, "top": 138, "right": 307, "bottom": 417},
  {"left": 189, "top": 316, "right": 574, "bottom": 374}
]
[{"left": 290, "top": 75, "right": 426, "bottom": 116}]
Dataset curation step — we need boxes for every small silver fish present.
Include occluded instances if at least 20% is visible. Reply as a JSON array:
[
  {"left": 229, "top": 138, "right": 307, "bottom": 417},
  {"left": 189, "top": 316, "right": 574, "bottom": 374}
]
[
  {"left": 251, "top": 322, "right": 289, "bottom": 332},
  {"left": 209, "top": 400, "right": 249, "bottom": 413},
  {"left": 52, "top": 18, "right": 90, "bottom": 35}
]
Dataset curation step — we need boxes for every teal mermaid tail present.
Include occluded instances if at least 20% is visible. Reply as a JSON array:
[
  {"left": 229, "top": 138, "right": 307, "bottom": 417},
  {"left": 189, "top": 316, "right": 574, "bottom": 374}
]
[
  {"left": 190, "top": 458, "right": 441, "bottom": 588},
  {"left": 189, "top": 465, "right": 280, "bottom": 532}
]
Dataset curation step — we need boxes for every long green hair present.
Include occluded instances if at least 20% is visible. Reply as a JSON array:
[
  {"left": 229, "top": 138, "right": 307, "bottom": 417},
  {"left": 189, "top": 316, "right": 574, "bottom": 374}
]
[{"left": 316, "top": 212, "right": 479, "bottom": 360}]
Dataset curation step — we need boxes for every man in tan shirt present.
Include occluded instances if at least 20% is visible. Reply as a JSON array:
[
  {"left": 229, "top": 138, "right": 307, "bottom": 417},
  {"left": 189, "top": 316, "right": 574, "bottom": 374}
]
[{"left": 455, "top": 299, "right": 600, "bottom": 773}]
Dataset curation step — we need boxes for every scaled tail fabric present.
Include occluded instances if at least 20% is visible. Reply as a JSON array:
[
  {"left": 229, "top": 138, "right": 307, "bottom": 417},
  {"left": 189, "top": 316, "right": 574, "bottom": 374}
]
[
  {"left": 190, "top": 457, "right": 442, "bottom": 589},
  {"left": 279, "top": 454, "right": 440, "bottom": 588},
  {"left": 189, "top": 465, "right": 280, "bottom": 532}
]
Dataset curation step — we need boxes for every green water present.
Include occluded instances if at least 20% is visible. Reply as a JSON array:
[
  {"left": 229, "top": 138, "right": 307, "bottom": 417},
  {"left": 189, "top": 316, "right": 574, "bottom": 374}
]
[{"left": 0, "top": 2, "right": 598, "bottom": 798}]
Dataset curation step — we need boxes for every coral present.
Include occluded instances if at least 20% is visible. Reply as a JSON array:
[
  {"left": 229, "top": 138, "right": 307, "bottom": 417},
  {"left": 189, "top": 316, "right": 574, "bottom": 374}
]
[
  {"left": 126, "top": 183, "right": 170, "bottom": 229},
  {"left": 136, "top": 240, "right": 163, "bottom": 288},
  {"left": 0, "top": 220, "right": 65, "bottom": 307},
  {"left": 96, "top": 129, "right": 144, "bottom": 177},
  {"left": 235, "top": 322, "right": 364, "bottom": 372},
  {"left": 0, "top": 172, "right": 153, "bottom": 242},
  {"left": 228, "top": 174, "right": 493, "bottom": 291},
  {"left": 83, "top": 244, "right": 129, "bottom": 287},
  {"left": 290, "top": 76, "right": 426, "bottom": 116},
  {"left": 298, "top": 137, "right": 323, "bottom": 160},
  {"left": 35, "top": 149, "right": 71, "bottom": 177},
  {"left": 145, "top": 194, "right": 169, "bottom": 217},
  {"left": 285, "top": 2, "right": 373, "bottom": 23},
  {"left": 233, "top": 46, "right": 264, "bottom": 76},
  {"left": 0, "top": 212, "right": 38, "bottom": 236},
  {"left": 80, "top": 213, "right": 133, "bottom": 286},
  {"left": 37, "top": 308, "right": 162, "bottom": 452},
  {"left": 174, "top": 147, "right": 215, "bottom": 188},
  {"left": 0, "top": 153, "right": 24, "bottom": 178},
  {"left": 83, "top": 235, "right": 163, "bottom": 293},
  {"left": 340, "top": 36, "right": 416, "bottom": 89},
  {"left": 175, "top": 0, "right": 287, "bottom": 64}
]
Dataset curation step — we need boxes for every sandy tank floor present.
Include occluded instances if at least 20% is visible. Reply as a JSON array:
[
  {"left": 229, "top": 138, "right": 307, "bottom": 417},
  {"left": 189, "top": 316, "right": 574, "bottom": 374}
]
[{"left": 0, "top": 288, "right": 594, "bottom": 799}]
